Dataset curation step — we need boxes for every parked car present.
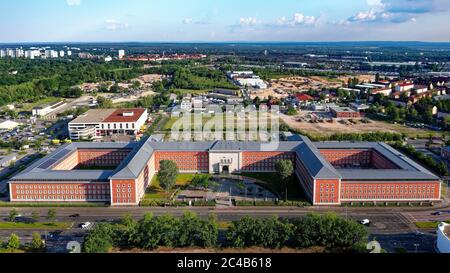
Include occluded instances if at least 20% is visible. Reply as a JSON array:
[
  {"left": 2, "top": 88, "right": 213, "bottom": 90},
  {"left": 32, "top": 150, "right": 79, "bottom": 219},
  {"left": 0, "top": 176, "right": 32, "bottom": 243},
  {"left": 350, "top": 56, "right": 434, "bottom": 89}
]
[
  {"left": 359, "top": 219, "right": 371, "bottom": 226},
  {"left": 80, "top": 222, "right": 92, "bottom": 229}
]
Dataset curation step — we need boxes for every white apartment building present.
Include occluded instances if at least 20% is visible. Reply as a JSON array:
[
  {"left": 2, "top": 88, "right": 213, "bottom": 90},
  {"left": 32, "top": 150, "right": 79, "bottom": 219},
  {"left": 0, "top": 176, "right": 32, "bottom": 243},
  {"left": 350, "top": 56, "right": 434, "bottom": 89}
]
[
  {"left": 68, "top": 108, "right": 148, "bottom": 140},
  {"left": 118, "top": 49, "right": 125, "bottom": 59},
  {"left": 44, "top": 50, "right": 58, "bottom": 58},
  {"left": 180, "top": 98, "right": 193, "bottom": 112}
]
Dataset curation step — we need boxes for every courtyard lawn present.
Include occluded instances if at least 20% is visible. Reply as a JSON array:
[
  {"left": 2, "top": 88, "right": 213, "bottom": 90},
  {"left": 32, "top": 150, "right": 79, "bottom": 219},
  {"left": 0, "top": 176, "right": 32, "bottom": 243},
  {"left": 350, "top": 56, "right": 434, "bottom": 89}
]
[
  {"left": 415, "top": 220, "right": 450, "bottom": 229},
  {"left": 241, "top": 173, "right": 307, "bottom": 202},
  {"left": 144, "top": 174, "right": 197, "bottom": 200},
  {"left": 0, "top": 222, "right": 72, "bottom": 230}
]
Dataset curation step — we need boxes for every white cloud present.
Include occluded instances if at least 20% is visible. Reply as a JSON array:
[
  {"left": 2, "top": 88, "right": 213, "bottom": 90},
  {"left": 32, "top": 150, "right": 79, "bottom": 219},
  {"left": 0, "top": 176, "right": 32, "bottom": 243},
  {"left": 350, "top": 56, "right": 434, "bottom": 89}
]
[
  {"left": 276, "top": 13, "right": 317, "bottom": 26},
  {"left": 182, "top": 18, "right": 193, "bottom": 25},
  {"left": 66, "top": 0, "right": 81, "bottom": 6},
  {"left": 239, "top": 17, "right": 259, "bottom": 26},
  {"left": 104, "top": 19, "right": 129, "bottom": 31}
]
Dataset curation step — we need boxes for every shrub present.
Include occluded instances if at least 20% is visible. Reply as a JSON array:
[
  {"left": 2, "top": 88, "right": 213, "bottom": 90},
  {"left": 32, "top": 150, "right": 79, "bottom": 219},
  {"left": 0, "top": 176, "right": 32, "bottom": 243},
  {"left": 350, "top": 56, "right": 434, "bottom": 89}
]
[
  {"left": 289, "top": 213, "right": 368, "bottom": 249},
  {"left": 83, "top": 223, "right": 117, "bottom": 253},
  {"left": 226, "top": 216, "right": 292, "bottom": 249}
]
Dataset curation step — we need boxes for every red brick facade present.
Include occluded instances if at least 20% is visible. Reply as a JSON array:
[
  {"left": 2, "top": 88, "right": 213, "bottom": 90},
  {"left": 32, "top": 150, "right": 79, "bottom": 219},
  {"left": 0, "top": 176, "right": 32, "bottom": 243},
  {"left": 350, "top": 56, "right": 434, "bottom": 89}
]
[
  {"left": 155, "top": 151, "right": 209, "bottom": 172},
  {"left": 77, "top": 149, "right": 131, "bottom": 168},
  {"left": 320, "top": 149, "right": 372, "bottom": 167},
  {"left": 10, "top": 182, "right": 110, "bottom": 202},
  {"left": 319, "top": 149, "right": 399, "bottom": 169},
  {"left": 242, "top": 152, "right": 296, "bottom": 172},
  {"left": 52, "top": 149, "right": 132, "bottom": 170},
  {"left": 315, "top": 179, "right": 340, "bottom": 204},
  {"left": 340, "top": 181, "right": 440, "bottom": 202},
  {"left": 110, "top": 179, "right": 136, "bottom": 205}
]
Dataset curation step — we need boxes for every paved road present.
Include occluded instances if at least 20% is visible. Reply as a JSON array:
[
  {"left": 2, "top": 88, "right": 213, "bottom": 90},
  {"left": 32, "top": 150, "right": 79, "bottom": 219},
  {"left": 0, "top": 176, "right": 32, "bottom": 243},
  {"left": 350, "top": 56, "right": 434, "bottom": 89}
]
[
  {"left": 0, "top": 207, "right": 431, "bottom": 234},
  {"left": 1, "top": 206, "right": 447, "bottom": 253}
]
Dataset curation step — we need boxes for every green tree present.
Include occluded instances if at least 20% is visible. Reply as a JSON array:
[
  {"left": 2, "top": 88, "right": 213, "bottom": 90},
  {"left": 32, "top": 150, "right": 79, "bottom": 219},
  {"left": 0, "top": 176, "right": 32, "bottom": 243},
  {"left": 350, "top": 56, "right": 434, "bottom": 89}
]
[
  {"left": 31, "top": 232, "right": 45, "bottom": 251},
  {"left": 97, "top": 96, "right": 113, "bottom": 108},
  {"left": 290, "top": 213, "right": 368, "bottom": 249},
  {"left": 83, "top": 223, "right": 116, "bottom": 253},
  {"left": 178, "top": 212, "right": 218, "bottom": 248},
  {"left": 275, "top": 160, "right": 294, "bottom": 201},
  {"left": 47, "top": 209, "right": 56, "bottom": 223},
  {"left": 226, "top": 216, "right": 292, "bottom": 249},
  {"left": 8, "top": 209, "right": 18, "bottom": 222},
  {"left": 7, "top": 233, "right": 20, "bottom": 250},
  {"left": 31, "top": 211, "right": 40, "bottom": 222},
  {"left": 157, "top": 160, "right": 179, "bottom": 198},
  {"left": 286, "top": 106, "right": 298, "bottom": 116}
]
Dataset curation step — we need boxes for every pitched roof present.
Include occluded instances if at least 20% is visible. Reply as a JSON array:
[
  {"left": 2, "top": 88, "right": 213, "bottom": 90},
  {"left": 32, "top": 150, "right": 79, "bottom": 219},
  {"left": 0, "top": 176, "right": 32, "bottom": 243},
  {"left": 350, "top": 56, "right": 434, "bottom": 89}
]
[{"left": 294, "top": 136, "right": 341, "bottom": 179}]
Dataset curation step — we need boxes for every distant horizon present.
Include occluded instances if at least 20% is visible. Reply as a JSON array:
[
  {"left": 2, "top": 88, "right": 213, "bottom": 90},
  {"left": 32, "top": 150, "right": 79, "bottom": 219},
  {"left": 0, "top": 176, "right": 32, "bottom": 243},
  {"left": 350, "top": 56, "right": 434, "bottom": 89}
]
[{"left": 1, "top": 40, "right": 450, "bottom": 45}]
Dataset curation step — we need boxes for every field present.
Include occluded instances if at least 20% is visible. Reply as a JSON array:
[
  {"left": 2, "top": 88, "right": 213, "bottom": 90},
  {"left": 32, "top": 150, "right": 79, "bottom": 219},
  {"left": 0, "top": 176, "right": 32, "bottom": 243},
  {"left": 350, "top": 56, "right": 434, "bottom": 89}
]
[
  {"left": 281, "top": 113, "right": 446, "bottom": 139},
  {"left": 16, "top": 97, "right": 61, "bottom": 112},
  {"left": 172, "top": 89, "right": 211, "bottom": 96}
]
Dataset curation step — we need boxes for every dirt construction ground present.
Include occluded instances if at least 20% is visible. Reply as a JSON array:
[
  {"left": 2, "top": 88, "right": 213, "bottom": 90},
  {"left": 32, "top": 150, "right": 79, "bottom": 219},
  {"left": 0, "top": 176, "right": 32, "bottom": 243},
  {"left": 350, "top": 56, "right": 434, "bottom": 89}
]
[
  {"left": 250, "top": 76, "right": 344, "bottom": 100},
  {"left": 280, "top": 113, "right": 441, "bottom": 138}
]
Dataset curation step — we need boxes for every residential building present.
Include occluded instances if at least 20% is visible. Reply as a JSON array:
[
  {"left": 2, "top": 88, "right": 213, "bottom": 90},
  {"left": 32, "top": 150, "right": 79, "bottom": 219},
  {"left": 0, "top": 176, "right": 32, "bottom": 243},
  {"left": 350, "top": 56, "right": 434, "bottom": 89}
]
[{"left": 118, "top": 49, "right": 125, "bottom": 59}]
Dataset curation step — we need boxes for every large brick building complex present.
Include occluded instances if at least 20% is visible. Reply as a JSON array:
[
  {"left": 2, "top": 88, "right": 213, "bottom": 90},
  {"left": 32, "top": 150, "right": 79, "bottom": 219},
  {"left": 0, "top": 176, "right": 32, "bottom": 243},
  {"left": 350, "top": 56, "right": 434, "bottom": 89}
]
[{"left": 8, "top": 136, "right": 442, "bottom": 206}]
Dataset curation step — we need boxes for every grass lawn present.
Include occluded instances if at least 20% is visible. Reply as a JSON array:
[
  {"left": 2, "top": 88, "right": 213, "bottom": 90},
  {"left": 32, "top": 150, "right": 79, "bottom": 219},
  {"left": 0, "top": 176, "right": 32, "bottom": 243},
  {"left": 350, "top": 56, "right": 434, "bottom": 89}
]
[
  {"left": 415, "top": 221, "right": 450, "bottom": 229},
  {"left": 172, "top": 89, "right": 211, "bottom": 95},
  {"left": 0, "top": 248, "right": 26, "bottom": 254},
  {"left": 0, "top": 222, "right": 72, "bottom": 230},
  {"left": 241, "top": 173, "right": 307, "bottom": 201},
  {"left": 144, "top": 174, "right": 197, "bottom": 200},
  {"left": 18, "top": 97, "right": 61, "bottom": 112}
]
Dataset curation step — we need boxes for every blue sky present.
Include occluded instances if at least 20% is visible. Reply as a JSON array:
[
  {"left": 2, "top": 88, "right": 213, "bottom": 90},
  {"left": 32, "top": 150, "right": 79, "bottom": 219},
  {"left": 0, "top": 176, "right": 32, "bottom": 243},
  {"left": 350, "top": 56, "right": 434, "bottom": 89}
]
[{"left": 1, "top": 0, "right": 449, "bottom": 42}]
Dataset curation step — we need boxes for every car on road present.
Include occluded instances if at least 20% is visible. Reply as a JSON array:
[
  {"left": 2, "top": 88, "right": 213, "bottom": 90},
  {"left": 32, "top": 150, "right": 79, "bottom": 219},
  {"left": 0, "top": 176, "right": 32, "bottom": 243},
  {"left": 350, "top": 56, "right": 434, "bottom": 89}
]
[
  {"left": 69, "top": 214, "right": 80, "bottom": 218},
  {"left": 431, "top": 211, "right": 443, "bottom": 216},
  {"left": 48, "top": 231, "right": 63, "bottom": 238},
  {"left": 80, "top": 222, "right": 92, "bottom": 229},
  {"left": 359, "top": 219, "right": 371, "bottom": 226}
]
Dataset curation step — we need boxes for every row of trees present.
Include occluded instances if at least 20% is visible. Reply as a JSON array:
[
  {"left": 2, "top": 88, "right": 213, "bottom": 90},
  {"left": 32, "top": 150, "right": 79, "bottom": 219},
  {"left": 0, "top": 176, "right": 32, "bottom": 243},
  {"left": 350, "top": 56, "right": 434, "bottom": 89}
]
[
  {"left": 227, "top": 213, "right": 368, "bottom": 250},
  {"left": 0, "top": 233, "right": 45, "bottom": 253},
  {"left": 392, "top": 141, "right": 449, "bottom": 176},
  {"left": 83, "top": 212, "right": 368, "bottom": 253},
  {"left": 83, "top": 212, "right": 218, "bottom": 253}
]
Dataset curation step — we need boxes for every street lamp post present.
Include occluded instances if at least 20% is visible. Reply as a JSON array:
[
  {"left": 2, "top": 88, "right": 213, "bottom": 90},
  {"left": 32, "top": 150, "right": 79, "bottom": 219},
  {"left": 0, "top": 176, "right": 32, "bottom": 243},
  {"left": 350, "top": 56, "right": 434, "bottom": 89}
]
[{"left": 413, "top": 243, "right": 420, "bottom": 253}]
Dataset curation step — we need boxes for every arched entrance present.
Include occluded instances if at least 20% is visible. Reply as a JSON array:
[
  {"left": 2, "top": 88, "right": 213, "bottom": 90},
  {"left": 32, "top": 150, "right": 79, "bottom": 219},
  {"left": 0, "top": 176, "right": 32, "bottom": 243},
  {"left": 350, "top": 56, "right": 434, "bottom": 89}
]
[{"left": 222, "top": 165, "right": 230, "bottom": 175}]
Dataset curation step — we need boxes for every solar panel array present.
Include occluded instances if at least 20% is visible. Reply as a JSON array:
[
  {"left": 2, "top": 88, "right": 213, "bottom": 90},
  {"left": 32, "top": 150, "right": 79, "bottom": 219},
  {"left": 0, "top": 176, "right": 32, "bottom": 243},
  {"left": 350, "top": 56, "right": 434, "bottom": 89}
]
[{"left": 37, "top": 148, "right": 73, "bottom": 170}]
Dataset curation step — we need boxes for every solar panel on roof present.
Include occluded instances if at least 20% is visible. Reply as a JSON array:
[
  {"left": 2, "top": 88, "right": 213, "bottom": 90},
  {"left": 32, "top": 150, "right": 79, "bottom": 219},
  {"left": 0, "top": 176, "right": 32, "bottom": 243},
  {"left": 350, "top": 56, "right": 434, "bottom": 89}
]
[
  {"left": 38, "top": 159, "right": 58, "bottom": 169},
  {"left": 52, "top": 149, "right": 72, "bottom": 160}
]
